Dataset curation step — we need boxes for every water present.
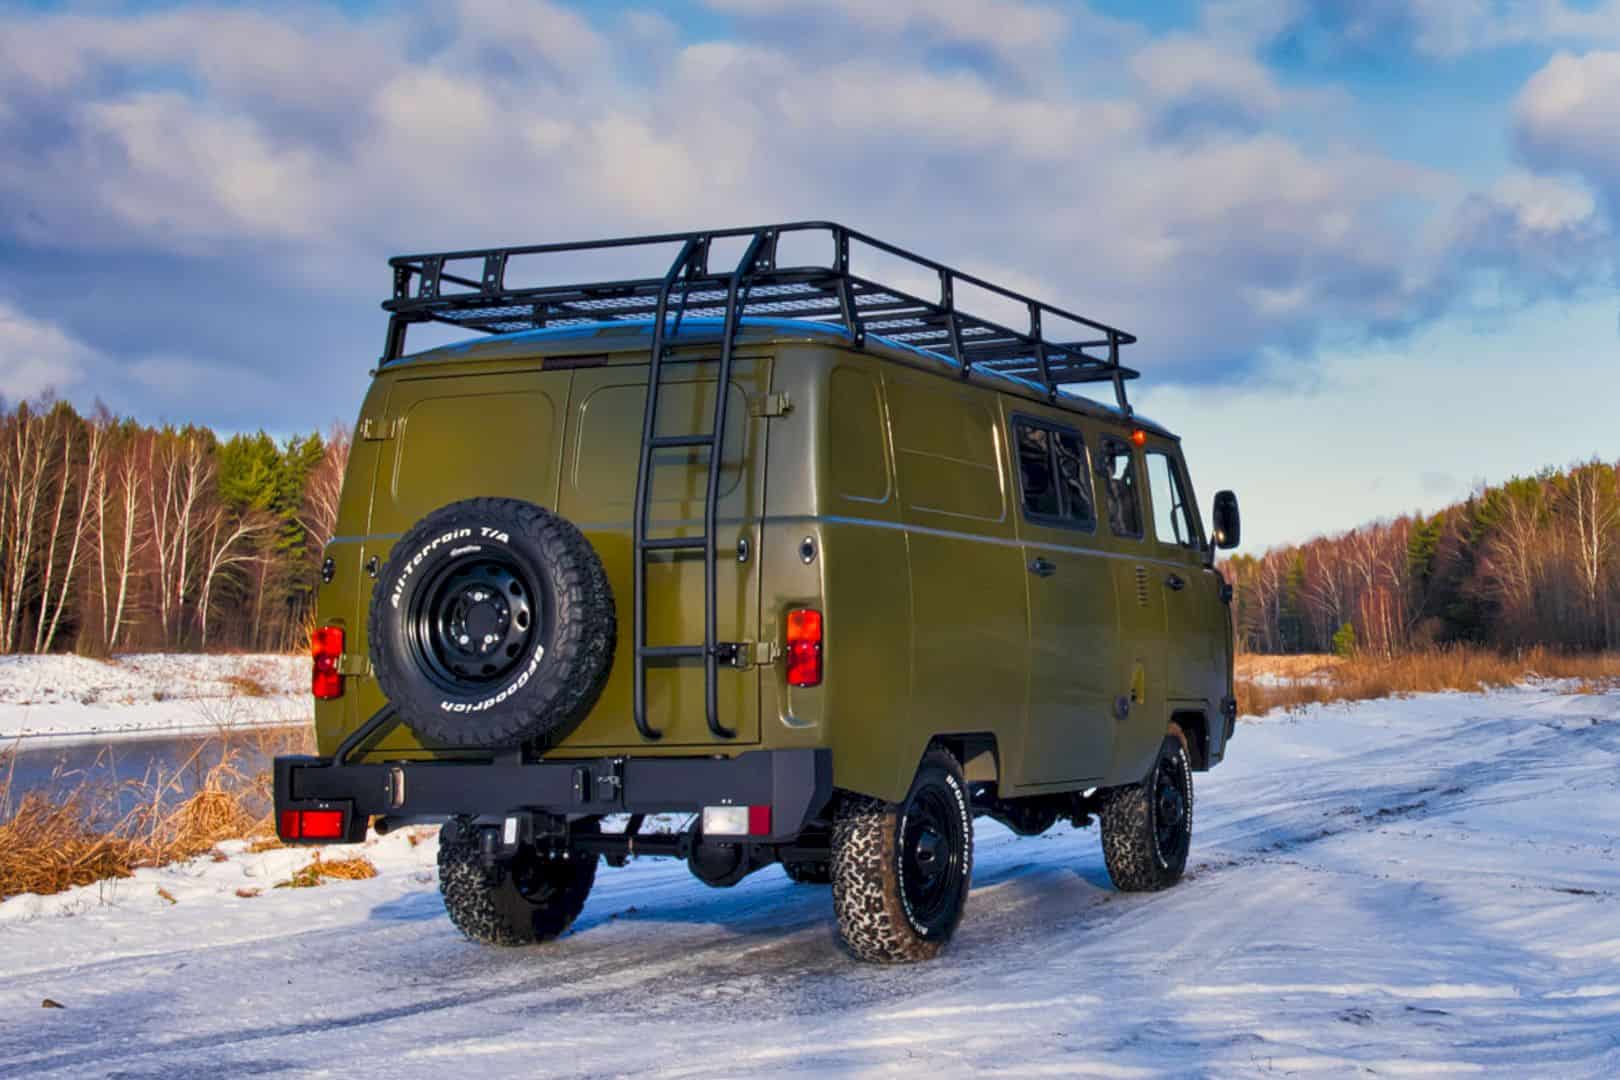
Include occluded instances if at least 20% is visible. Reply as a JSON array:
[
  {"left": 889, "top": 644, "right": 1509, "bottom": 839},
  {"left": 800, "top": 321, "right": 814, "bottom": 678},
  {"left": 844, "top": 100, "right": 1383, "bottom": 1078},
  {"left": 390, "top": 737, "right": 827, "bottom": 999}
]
[{"left": 1, "top": 732, "right": 294, "bottom": 818}]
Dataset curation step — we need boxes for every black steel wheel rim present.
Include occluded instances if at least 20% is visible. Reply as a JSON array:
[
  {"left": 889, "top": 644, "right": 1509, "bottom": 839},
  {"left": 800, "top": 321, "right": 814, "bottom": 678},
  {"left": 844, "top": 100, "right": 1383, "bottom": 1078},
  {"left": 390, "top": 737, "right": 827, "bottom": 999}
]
[
  {"left": 1153, "top": 748, "right": 1190, "bottom": 864},
  {"left": 900, "top": 784, "right": 965, "bottom": 931},
  {"left": 407, "top": 552, "right": 542, "bottom": 695}
]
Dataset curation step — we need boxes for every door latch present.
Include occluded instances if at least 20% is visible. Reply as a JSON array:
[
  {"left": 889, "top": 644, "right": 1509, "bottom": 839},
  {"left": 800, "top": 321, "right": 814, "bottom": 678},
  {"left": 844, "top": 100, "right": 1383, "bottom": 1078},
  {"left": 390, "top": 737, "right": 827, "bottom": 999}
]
[{"left": 1028, "top": 557, "right": 1057, "bottom": 578}]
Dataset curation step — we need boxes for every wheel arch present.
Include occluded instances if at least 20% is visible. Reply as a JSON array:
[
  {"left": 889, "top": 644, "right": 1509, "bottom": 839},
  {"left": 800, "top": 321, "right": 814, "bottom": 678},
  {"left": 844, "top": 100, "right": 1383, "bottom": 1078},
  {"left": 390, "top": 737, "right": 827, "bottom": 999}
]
[{"left": 1169, "top": 708, "right": 1210, "bottom": 771}]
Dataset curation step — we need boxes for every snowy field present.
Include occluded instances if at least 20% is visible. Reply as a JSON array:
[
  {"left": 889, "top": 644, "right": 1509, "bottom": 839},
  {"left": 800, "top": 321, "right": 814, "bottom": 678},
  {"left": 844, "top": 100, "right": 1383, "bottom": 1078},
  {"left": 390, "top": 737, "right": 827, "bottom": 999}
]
[
  {"left": 0, "top": 653, "right": 307, "bottom": 743},
  {"left": 3, "top": 683, "right": 1619, "bottom": 1077}
]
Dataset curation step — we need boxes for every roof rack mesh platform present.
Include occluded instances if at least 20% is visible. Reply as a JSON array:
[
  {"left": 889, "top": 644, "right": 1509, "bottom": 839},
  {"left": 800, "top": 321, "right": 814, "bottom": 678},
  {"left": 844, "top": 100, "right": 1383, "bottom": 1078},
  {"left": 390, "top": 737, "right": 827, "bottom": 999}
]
[{"left": 381, "top": 221, "right": 1139, "bottom": 415}]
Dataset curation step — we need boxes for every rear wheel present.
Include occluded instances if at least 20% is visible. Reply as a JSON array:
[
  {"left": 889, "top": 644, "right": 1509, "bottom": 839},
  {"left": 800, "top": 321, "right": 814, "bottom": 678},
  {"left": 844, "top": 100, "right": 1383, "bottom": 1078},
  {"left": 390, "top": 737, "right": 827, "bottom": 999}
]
[
  {"left": 831, "top": 749, "right": 973, "bottom": 963},
  {"left": 1099, "top": 726, "right": 1193, "bottom": 892},
  {"left": 438, "top": 830, "right": 598, "bottom": 946}
]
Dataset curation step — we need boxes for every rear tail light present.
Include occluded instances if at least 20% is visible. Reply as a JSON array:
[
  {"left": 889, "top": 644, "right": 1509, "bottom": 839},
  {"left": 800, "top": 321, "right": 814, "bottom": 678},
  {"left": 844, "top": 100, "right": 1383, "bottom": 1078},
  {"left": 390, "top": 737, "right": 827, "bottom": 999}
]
[
  {"left": 278, "top": 807, "right": 347, "bottom": 842},
  {"left": 311, "top": 626, "right": 344, "bottom": 700},
  {"left": 702, "top": 805, "right": 773, "bottom": 837},
  {"left": 785, "top": 608, "right": 822, "bottom": 687}
]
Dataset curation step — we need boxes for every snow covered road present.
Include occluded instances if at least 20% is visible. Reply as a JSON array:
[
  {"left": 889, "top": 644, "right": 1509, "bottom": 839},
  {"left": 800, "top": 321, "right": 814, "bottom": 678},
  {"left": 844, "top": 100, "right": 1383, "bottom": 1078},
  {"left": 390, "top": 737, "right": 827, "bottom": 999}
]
[{"left": 3, "top": 685, "right": 1619, "bottom": 1078}]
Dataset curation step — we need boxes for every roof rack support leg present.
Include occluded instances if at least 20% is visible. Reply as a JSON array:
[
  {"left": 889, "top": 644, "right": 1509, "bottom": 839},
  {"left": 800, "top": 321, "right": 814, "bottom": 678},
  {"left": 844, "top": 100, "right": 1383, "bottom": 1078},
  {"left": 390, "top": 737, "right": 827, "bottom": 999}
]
[
  {"left": 381, "top": 314, "right": 412, "bottom": 365},
  {"left": 1110, "top": 334, "right": 1132, "bottom": 417},
  {"left": 833, "top": 228, "right": 865, "bottom": 349},
  {"left": 1028, "top": 302, "right": 1054, "bottom": 400}
]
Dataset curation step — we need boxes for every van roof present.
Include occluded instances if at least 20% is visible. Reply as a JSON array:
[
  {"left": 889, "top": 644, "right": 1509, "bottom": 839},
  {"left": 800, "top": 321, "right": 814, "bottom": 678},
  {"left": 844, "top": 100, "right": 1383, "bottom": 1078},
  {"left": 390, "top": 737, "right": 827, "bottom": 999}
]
[{"left": 399, "top": 317, "right": 1176, "bottom": 439}]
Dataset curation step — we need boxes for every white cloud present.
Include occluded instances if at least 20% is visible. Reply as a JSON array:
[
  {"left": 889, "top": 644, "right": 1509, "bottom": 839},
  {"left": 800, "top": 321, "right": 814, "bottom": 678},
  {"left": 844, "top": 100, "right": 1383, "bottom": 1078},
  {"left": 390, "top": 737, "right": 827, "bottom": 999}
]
[
  {"left": 1131, "top": 35, "right": 1286, "bottom": 123},
  {"left": 705, "top": 0, "right": 1072, "bottom": 59},
  {"left": 0, "top": 302, "right": 96, "bottom": 402},
  {"left": 1515, "top": 50, "right": 1620, "bottom": 191}
]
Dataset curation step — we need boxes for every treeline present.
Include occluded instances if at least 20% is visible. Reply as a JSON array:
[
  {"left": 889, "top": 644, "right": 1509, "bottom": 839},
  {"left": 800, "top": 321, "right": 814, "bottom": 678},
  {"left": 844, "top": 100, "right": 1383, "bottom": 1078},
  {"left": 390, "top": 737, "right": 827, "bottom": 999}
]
[
  {"left": 1228, "top": 459, "right": 1620, "bottom": 655},
  {"left": 0, "top": 398, "right": 348, "bottom": 655}
]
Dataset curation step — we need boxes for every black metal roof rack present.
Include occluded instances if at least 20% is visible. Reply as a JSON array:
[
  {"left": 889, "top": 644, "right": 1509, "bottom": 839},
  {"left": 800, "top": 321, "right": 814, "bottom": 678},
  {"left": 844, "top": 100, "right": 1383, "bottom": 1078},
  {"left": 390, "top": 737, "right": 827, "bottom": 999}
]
[{"left": 381, "top": 221, "right": 1140, "bottom": 415}]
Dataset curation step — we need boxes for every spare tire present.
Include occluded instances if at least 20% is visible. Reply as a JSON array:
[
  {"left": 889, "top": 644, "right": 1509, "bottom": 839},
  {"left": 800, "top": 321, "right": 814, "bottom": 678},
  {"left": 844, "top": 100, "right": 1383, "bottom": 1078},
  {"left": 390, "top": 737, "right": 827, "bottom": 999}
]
[{"left": 368, "top": 497, "right": 615, "bottom": 748}]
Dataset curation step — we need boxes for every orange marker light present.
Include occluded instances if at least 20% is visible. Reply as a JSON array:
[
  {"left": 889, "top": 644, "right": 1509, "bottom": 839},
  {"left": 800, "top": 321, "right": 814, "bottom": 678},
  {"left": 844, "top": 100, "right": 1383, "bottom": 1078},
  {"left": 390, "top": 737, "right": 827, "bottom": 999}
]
[{"left": 1130, "top": 428, "right": 1147, "bottom": 447}]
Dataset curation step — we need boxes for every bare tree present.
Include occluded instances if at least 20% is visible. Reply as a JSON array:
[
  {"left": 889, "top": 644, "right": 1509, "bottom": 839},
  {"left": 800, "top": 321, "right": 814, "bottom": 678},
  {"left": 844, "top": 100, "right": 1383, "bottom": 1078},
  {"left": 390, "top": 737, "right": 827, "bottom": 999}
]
[
  {"left": 36, "top": 415, "right": 103, "bottom": 653},
  {"left": 196, "top": 508, "right": 273, "bottom": 648}
]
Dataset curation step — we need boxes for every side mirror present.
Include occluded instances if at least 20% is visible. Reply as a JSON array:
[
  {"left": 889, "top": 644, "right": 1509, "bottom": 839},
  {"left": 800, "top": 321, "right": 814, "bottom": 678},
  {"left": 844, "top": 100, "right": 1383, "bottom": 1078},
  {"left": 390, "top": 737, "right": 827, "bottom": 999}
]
[{"left": 1212, "top": 490, "right": 1241, "bottom": 550}]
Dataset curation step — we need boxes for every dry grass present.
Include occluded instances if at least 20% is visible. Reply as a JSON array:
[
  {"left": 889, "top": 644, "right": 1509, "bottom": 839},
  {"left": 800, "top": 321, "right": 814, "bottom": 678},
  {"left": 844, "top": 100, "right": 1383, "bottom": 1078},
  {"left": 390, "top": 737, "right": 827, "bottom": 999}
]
[
  {"left": 219, "top": 674, "right": 270, "bottom": 698},
  {"left": 274, "top": 852, "right": 378, "bottom": 889},
  {"left": 1236, "top": 646, "right": 1620, "bottom": 717},
  {"left": 0, "top": 725, "right": 313, "bottom": 901}
]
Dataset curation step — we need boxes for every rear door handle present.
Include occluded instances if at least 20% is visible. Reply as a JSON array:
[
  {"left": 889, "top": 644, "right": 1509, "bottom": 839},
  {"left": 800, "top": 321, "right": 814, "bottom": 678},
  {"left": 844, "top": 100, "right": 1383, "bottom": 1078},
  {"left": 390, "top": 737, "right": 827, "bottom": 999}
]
[
  {"left": 1165, "top": 573, "right": 1186, "bottom": 591},
  {"left": 1028, "top": 557, "right": 1056, "bottom": 578}
]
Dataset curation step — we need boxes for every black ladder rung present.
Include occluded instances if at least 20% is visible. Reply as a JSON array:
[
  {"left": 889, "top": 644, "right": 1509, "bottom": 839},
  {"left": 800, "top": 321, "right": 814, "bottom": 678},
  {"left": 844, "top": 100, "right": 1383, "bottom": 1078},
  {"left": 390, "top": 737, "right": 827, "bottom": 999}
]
[
  {"left": 642, "top": 535, "right": 708, "bottom": 552},
  {"left": 649, "top": 433, "right": 716, "bottom": 449},
  {"left": 639, "top": 645, "right": 705, "bottom": 659}
]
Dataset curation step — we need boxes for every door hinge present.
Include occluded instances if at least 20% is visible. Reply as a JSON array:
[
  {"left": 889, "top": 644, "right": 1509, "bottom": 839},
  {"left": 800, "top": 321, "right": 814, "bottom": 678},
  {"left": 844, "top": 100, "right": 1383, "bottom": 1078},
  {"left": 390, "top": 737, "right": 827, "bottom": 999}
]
[
  {"left": 338, "top": 654, "right": 372, "bottom": 678},
  {"left": 716, "top": 641, "right": 777, "bottom": 670},
  {"left": 359, "top": 417, "right": 401, "bottom": 441},
  {"left": 750, "top": 392, "right": 792, "bottom": 418}
]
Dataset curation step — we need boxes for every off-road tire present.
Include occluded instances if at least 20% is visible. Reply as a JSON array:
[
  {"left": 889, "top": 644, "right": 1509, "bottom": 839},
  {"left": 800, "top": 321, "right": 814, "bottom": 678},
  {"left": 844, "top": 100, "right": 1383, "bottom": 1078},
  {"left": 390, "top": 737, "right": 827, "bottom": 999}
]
[
  {"left": 830, "top": 749, "right": 973, "bottom": 963},
  {"left": 369, "top": 497, "right": 615, "bottom": 748},
  {"left": 782, "top": 859, "right": 832, "bottom": 884},
  {"left": 1099, "top": 726, "right": 1193, "bottom": 893},
  {"left": 437, "top": 831, "right": 598, "bottom": 946}
]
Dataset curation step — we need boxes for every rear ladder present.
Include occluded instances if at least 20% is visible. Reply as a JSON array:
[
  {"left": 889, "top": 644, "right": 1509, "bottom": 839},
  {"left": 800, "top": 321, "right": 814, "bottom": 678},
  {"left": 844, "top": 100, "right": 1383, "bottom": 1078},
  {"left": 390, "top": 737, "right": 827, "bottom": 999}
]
[{"left": 631, "top": 230, "right": 773, "bottom": 741}]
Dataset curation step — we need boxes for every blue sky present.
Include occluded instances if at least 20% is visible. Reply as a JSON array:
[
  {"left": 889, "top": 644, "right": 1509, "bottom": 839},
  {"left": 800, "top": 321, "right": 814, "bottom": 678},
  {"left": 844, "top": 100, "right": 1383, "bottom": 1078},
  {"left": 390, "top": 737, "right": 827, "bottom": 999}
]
[{"left": 1, "top": 0, "right": 1618, "bottom": 551}]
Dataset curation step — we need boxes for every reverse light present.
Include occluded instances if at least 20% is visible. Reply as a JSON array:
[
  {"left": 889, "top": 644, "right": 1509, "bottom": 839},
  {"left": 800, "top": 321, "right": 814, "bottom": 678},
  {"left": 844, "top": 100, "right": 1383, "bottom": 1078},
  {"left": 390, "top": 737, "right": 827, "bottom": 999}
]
[
  {"left": 785, "top": 608, "right": 823, "bottom": 688},
  {"left": 278, "top": 807, "right": 346, "bottom": 842},
  {"left": 311, "top": 626, "right": 344, "bottom": 700},
  {"left": 702, "top": 805, "right": 772, "bottom": 837}
]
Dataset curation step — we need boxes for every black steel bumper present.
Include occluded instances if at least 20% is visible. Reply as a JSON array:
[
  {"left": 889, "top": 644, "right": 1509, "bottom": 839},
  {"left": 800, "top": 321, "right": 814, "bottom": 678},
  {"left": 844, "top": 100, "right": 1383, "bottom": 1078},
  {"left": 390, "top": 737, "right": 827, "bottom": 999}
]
[{"left": 274, "top": 747, "right": 834, "bottom": 845}]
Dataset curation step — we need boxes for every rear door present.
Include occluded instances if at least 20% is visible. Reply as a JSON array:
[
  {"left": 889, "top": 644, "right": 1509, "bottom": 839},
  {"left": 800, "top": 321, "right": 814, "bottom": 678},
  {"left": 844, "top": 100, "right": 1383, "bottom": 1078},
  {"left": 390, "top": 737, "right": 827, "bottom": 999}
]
[
  {"left": 354, "top": 367, "right": 572, "bottom": 754},
  {"left": 556, "top": 353, "right": 771, "bottom": 747}
]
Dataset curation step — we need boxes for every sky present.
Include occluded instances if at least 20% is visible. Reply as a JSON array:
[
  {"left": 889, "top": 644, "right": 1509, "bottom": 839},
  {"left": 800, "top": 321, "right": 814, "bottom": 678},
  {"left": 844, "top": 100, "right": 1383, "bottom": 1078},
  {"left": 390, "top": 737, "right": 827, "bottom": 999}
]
[{"left": 1, "top": 0, "right": 1618, "bottom": 552}]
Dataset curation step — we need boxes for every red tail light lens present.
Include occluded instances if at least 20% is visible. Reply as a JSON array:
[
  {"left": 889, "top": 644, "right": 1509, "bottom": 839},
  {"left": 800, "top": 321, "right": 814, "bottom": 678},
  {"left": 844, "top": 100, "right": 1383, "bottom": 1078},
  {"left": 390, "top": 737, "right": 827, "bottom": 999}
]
[
  {"left": 278, "top": 807, "right": 346, "bottom": 841},
  {"left": 311, "top": 626, "right": 344, "bottom": 700},
  {"left": 785, "top": 608, "right": 822, "bottom": 687}
]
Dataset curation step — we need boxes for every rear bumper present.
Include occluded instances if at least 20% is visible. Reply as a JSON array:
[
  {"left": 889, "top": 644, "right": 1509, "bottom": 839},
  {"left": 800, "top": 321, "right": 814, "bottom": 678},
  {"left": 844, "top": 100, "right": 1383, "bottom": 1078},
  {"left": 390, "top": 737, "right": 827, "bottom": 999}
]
[{"left": 273, "top": 748, "right": 834, "bottom": 845}]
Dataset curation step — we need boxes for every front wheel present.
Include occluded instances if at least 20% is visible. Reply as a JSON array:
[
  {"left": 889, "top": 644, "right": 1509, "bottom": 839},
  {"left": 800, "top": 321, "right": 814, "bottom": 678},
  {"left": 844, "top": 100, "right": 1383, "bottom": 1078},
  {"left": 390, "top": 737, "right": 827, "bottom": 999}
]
[
  {"left": 831, "top": 749, "right": 973, "bottom": 963},
  {"left": 1099, "top": 726, "right": 1194, "bottom": 892}
]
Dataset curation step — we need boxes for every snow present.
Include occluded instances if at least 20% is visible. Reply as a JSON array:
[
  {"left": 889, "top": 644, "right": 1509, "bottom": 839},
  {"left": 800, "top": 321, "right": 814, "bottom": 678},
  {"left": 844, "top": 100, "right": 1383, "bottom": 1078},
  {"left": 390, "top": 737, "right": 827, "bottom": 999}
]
[
  {"left": 0, "top": 653, "right": 307, "bottom": 744},
  {"left": 3, "top": 684, "right": 1619, "bottom": 1077}
]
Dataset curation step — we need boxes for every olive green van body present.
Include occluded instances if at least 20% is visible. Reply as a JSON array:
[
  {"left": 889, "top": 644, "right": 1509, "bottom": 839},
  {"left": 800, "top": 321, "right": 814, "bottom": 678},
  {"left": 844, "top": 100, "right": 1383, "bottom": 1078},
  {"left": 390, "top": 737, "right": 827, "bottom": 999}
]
[{"left": 316, "top": 322, "right": 1234, "bottom": 804}]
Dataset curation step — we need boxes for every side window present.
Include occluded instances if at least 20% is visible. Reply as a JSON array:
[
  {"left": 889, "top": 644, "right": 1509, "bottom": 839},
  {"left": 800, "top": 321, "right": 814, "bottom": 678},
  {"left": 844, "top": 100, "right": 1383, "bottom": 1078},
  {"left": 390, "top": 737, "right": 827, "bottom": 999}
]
[
  {"left": 1099, "top": 437, "right": 1143, "bottom": 539},
  {"left": 1054, "top": 432, "right": 1095, "bottom": 527},
  {"left": 1147, "top": 450, "right": 1198, "bottom": 548},
  {"left": 1016, "top": 424, "right": 1060, "bottom": 517},
  {"left": 1014, "top": 419, "right": 1095, "bottom": 528},
  {"left": 828, "top": 367, "right": 890, "bottom": 503}
]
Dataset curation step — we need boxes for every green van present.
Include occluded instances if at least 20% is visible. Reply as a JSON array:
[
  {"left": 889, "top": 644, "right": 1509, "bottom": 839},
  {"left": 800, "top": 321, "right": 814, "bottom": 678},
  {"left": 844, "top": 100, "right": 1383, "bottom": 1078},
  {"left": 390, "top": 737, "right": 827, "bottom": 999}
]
[{"left": 275, "top": 223, "right": 1241, "bottom": 963}]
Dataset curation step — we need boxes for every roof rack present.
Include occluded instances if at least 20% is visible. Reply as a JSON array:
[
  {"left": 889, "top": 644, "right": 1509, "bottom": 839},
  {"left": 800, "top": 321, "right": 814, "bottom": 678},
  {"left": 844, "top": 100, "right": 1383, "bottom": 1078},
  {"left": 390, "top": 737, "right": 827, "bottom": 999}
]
[{"left": 380, "top": 221, "right": 1139, "bottom": 415}]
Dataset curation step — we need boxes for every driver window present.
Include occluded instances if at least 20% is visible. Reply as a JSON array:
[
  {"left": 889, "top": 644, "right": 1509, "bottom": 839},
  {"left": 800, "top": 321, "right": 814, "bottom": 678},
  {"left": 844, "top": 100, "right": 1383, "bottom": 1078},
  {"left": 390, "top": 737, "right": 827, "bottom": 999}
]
[{"left": 1099, "top": 437, "right": 1142, "bottom": 539}]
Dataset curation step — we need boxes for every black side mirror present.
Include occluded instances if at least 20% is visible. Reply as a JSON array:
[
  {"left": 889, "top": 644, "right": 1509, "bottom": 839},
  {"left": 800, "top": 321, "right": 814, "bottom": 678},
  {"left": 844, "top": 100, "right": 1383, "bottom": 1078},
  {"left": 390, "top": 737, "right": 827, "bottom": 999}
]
[{"left": 1212, "top": 490, "right": 1241, "bottom": 549}]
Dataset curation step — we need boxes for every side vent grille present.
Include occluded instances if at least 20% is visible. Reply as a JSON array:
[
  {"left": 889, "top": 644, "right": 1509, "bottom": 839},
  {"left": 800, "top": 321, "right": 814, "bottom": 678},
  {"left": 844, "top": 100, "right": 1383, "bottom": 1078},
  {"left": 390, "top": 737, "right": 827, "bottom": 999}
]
[{"left": 1134, "top": 566, "right": 1150, "bottom": 607}]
